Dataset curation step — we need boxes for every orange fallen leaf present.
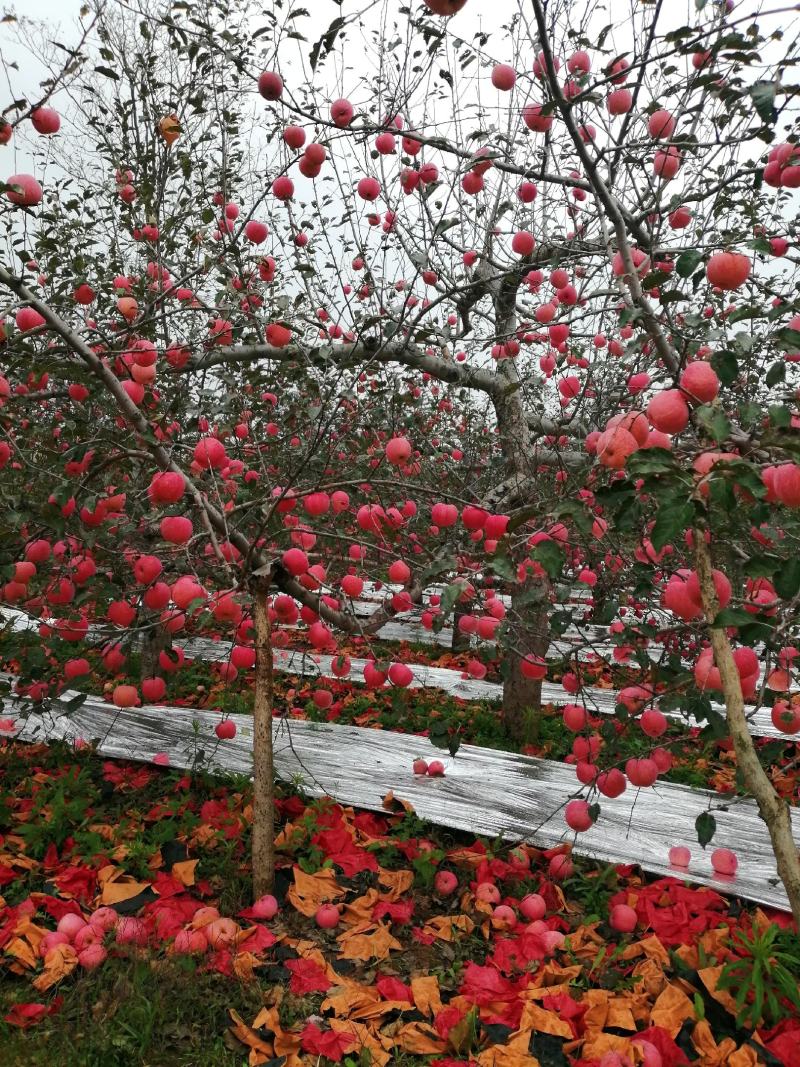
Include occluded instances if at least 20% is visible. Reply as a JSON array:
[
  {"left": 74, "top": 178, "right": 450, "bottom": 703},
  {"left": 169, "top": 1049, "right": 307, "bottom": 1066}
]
[
  {"left": 97, "top": 865, "right": 151, "bottom": 906},
  {"left": 697, "top": 965, "right": 741, "bottom": 1016},
  {"left": 422, "top": 914, "right": 475, "bottom": 941},
  {"left": 377, "top": 867, "right": 414, "bottom": 897},
  {"left": 606, "top": 996, "right": 637, "bottom": 1031},
  {"left": 650, "top": 983, "right": 695, "bottom": 1037},
  {"left": 515, "top": 1001, "right": 573, "bottom": 1039},
  {"left": 528, "top": 962, "right": 582, "bottom": 989},
  {"left": 286, "top": 867, "right": 344, "bottom": 916},
  {"left": 475, "top": 1045, "right": 541, "bottom": 1066},
  {"left": 32, "top": 944, "right": 78, "bottom": 992},
  {"left": 330, "top": 1018, "right": 392, "bottom": 1066},
  {"left": 172, "top": 858, "right": 198, "bottom": 886},
  {"left": 323, "top": 982, "right": 382, "bottom": 1018},
  {"left": 581, "top": 1033, "right": 631, "bottom": 1061},
  {"left": 581, "top": 988, "right": 610, "bottom": 1033},
  {"left": 342, "top": 888, "right": 380, "bottom": 924},
  {"left": 382, "top": 791, "right": 414, "bottom": 814},
  {"left": 621, "top": 934, "right": 670, "bottom": 966},
  {"left": 5, "top": 937, "right": 38, "bottom": 971},
  {"left": 630, "top": 956, "right": 669, "bottom": 998},
  {"left": 392, "top": 1021, "right": 446, "bottom": 1055},
  {"left": 232, "top": 951, "right": 262, "bottom": 982},
  {"left": 228, "top": 1009, "right": 273, "bottom": 1066},
  {"left": 337, "top": 922, "right": 401, "bottom": 961},
  {"left": 350, "top": 998, "right": 414, "bottom": 1021},
  {"left": 411, "top": 975, "right": 442, "bottom": 1017}
]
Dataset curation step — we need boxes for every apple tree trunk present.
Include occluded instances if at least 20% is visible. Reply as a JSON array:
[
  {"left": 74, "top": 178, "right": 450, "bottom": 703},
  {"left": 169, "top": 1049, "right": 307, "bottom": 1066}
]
[{"left": 252, "top": 586, "right": 276, "bottom": 899}]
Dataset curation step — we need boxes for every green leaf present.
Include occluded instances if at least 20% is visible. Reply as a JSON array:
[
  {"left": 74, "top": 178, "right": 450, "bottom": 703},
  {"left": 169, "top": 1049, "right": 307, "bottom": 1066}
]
[
  {"left": 744, "top": 553, "right": 780, "bottom": 579},
  {"left": 738, "top": 401, "right": 763, "bottom": 429},
  {"left": 419, "top": 556, "right": 458, "bottom": 587},
  {"left": 309, "top": 16, "right": 344, "bottom": 70},
  {"left": 695, "top": 405, "right": 731, "bottom": 443},
  {"left": 626, "top": 447, "right": 676, "bottom": 476},
  {"left": 768, "top": 404, "right": 792, "bottom": 428},
  {"left": 696, "top": 811, "right": 717, "bottom": 848},
  {"left": 490, "top": 554, "right": 516, "bottom": 581},
  {"left": 712, "top": 607, "right": 755, "bottom": 628},
  {"left": 652, "top": 500, "right": 694, "bottom": 552},
  {"left": 676, "top": 249, "right": 703, "bottom": 278},
  {"left": 711, "top": 350, "right": 738, "bottom": 386},
  {"left": 775, "top": 559, "right": 800, "bottom": 599},
  {"left": 641, "top": 270, "right": 672, "bottom": 290},
  {"left": 749, "top": 80, "right": 777, "bottom": 125},
  {"left": 694, "top": 993, "right": 706, "bottom": 1021},
  {"left": 532, "top": 540, "right": 564, "bottom": 579},
  {"left": 773, "top": 327, "right": 800, "bottom": 350},
  {"left": 727, "top": 305, "right": 762, "bottom": 325},
  {"left": 549, "top": 610, "right": 574, "bottom": 636},
  {"left": 765, "top": 360, "right": 786, "bottom": 387},
  {"left": 432, "top": 581, "right": 468, "bottom": 631}
]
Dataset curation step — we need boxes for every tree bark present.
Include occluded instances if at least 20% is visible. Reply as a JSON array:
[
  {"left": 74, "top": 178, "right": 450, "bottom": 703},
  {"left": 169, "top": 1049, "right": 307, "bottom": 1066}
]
[
  {"left": 139, "top": 618, "right": 171, "bottom": 681},
  {"left": 502, "top": 585, "right": 550, "bottom": 744},
  {"left": 252, "top": 586, "right": 276, "bottom": 899},
  {"left": 451, "top": 608, "right": 471, "bottom": 653},
  {"left": 489, "top": 279, "right": 551, "bottom": 745},
  {"left": 694, "top": 530, "right": 800, "bottom": 926}
]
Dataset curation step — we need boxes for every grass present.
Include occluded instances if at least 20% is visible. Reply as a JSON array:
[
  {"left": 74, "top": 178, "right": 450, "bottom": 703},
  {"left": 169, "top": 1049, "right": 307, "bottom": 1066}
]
[{"left": 2, "top": 956, "right": 259, "bottom": 1067}]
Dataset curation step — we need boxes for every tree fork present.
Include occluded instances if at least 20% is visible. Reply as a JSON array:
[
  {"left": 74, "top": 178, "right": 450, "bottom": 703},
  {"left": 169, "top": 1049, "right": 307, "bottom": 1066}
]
[
  {"left": 251, "top": 579, "right": 276, "bottom": 899},
  {"left": 693, "top": 529, "right": 800, "bottom": 925}
]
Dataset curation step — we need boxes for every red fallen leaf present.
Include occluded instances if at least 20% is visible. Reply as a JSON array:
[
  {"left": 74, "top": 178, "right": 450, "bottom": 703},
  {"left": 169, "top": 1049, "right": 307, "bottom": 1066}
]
[
  {"left": 299, "top": 1022, "right": 355, "bottom": 1061},
  {"left": 756, "top": 1020, "right": 800, "bottom": 1067},
  {"left": 376, "top": 976, "right": 412, "bottom": 1003},
  {"left": 51, "top": 866, "right": 98, "bottom": 902},
  {"left": 42, "top": 843, "right": 60, "bottom": 870},
  {"left": 152, "top": 871, "right": 185, "bottom": 898},
  {"left": 203, "top": 948, "right": 236, "bottom": 977},
  {"left": 285, "top": 957, "right": 332, "bottom": 994},
  {"left": 5, "top": 997, "right": 63, "bottom": 1028},
  {"left": 102, "top": 761, "right": 153, "bottom": 789},
  {"left": 541, "top": 993, "right": 589, "bottom": 1039},
  {"left": 490, "top": 930, "right": 549, "bottom": 974},
  {"left": 372, "top": 899, "right": 414, "bottom": 925},
  {"left": 311, "top": 825, "right": 379, "bottom": 877},
  {"left": 37, "top": 895, "right": 85, "bottom": 922},
  {"left": 352, "top": 812, "right": 389, "bottom": 837},
  {"left": 145, "top": 897, "right": 203, "bottom": 940},
  {"left": 434, "top": 1006, "right": 465, "bottom": 1040},
  {"left": 237, "top": 924, "right": 276, "bottom": 953},
  {"left": 313, "top": 804, "right": 347, "bottom": 830},
  {"left": 459, "top": 961, "right": 521, "bottom": 1004}
]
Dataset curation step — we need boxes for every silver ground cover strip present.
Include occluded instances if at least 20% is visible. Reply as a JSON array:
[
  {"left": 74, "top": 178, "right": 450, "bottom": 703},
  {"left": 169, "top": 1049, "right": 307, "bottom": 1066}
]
[
  {"left": 2, "top": 608, "right": 792, "bottom": 740},
  {"left": 8, "top": 694, "right": 798, "bottom": 913},
  {"left": 186, "top": 642, "right": 797, "bottom": 743}
]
